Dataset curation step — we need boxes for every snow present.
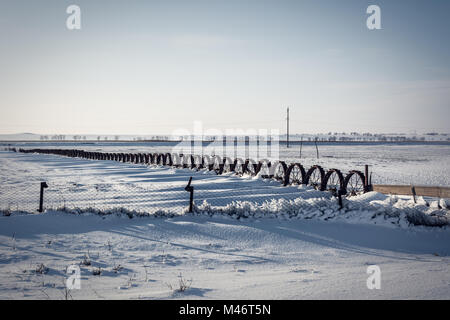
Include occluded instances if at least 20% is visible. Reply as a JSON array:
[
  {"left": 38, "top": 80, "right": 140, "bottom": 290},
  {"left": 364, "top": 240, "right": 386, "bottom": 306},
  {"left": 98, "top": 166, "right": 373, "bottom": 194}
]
[
  {"left": 0, "top": 212, "right": 449, "bottom": 299},
  {"left": 0, "top": 149, "right": 449, "bottom": 299}
]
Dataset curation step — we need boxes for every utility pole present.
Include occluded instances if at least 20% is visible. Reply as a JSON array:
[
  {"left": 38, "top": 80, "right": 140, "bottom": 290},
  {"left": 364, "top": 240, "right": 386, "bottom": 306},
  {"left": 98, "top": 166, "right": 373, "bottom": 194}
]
[{"left": 286, "top": 107, "right": 290, "bottom": 148}]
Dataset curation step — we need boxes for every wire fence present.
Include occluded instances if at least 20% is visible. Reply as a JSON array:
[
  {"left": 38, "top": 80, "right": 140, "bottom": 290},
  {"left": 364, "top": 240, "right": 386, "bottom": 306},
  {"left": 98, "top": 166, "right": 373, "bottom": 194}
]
[
  {"left": 0, "top": 183, "right": 41, "bottom": 213},
  {"left": 9, "top": 147, "right": 371, "bottom": 197},
  {"left": 0, "top": 178, "right": 326, "bottom": 216},
  {"left": 0, "top": 181, "right": 190, "bottom": 215},
  {"left": 1, "top": 148, "right": 447, "bottom": 216},
  {"left": 12, "top": 147, "right": 448, "bottom": 199}
]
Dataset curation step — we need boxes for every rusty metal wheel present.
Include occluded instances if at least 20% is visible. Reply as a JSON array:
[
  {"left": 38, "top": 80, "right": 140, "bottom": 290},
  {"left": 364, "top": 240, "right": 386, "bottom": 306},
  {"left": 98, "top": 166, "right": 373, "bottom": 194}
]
[
  {"left": 212, "top": 156, "right": 223, "bottom": 174},
  {"left": 200, "top": 155, "right": 212, "bottom": 170},
  {"left": 171, "top": 153, "right": 181, "bottom": 167},
  {"left": 152, "top": 153, "right": 159, "bottom": 165},
  {"left": 321, "top": 169, "right": 345, "bottom": 196},
  {"left": 164, "top": 153, "right": 172, "bottom": 166},
  {"left": 244, "top": 159, "right": 258, "bottom": 176},
  {"left": 273, "top": 161, "right": 288, "bottom": 182},
  {"left": 305, "top": 165, "right": 325, "bottom": 190},
  {"left": 284, "top": 163, "right": 306, "bottom": 186},
  {"left": 184, "top": 154, "right": 195, "bottom": 169},
  {"left": 192, "top": 155, "right": 203, "bottom": 169},
  {"left": 343, "top": 170, "right": 366, "bottom": 196},
  {"left": 222, "top": 157, "right": 234, "bottom": 173},
  {"left": 256, "top": 160, "right": 272, "bottom": 178},
  {"left": 157, "top": 153, "right": 165, "bottom": 165},
  {"left": 233, "top": 158, "right": 245, "bottom": 175}
]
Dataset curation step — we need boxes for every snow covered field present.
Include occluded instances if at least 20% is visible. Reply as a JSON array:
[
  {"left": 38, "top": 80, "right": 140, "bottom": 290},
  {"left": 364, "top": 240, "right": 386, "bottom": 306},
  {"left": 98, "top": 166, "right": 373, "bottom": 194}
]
[
  {"left": 0, "top": 149, "right": 449, "bottom": 299},
  {"left": 1, "top": 212, "right": 449, "bottom": 299}
]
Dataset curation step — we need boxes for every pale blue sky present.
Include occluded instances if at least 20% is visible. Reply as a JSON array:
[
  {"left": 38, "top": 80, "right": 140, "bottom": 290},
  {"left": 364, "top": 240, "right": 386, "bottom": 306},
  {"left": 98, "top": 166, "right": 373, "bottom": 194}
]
[{"left": 0, "top": 0, "right": 449, "bottom": 135}]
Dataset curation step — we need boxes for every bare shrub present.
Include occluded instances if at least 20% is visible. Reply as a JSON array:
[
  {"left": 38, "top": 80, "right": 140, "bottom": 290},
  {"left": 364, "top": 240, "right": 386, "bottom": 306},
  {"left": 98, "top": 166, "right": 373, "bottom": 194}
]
[
  {"left": 80, "top": 252, "right": 91, "bottom": 266},
  {"left": 112, "top": 264, "right": 123, "bottom": 273},
  {"left": 92, "top": 267, "right": 102, "bottom": 276},
  {"left": 167, "top": 273, "right": 192, "bottom": 293},
  {"left": 35, "top": 263, "right": 49, "bottom": 274}
]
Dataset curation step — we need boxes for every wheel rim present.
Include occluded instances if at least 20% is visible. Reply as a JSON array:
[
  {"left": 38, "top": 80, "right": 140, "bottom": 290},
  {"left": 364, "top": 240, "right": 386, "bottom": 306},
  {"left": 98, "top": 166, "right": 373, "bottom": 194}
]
[
  {"left": 289, "top": 165, "right": 301, "bottom": 184},
  {"left": 172, "top": 154, "right": 180, "bottom": 166},
  {"left": 325, "top": 171, "right": 341, "bottom": 195},
  {"left": 202, "top": 156, "right": 210, "bottom": 169},
  {"left": 274, "top": 163, "right": 285, "bottom": 180},
  {"left": 309, "top": 168, "right": 322, "bottom": 189},
  {"left": 193, "top": 155, "right": 202, "bottom": 169},
  {"left": 347, "top": 174, "right": 365, "bottom": 196},
  {"left": 259, "top": 161, "right": 270, "bottom": 176},
  {"left": 213, "top": 157, "right": 221, "bottom": 171},
  {"left": 246, "top": 160, "right": 256, "bottom": 175},
  {"left": 234, "top": 159, "right": 244, "bottom": 175},
  {"left": 223, "top": 158, "right": 232, "bottom": 173}
]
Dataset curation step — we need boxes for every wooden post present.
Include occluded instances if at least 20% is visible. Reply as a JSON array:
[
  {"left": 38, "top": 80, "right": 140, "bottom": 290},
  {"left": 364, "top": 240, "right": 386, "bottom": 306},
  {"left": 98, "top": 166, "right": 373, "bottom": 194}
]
[
  {"left": 364, "top": 165, "right": 369, "bottom": 190},
  {"left": 184, "top": 177, "right": 194, "bottom": 213},
  {"left": 38, "top": 182, "right": 48, "bottom": 213},
  {"left": 411, "top": 186, "right": 417, "bottom": 204}
]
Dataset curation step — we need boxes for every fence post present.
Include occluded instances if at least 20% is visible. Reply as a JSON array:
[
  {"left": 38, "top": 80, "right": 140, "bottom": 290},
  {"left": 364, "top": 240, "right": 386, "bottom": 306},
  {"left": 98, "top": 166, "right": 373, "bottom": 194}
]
[
  {"left": 38, "top": 182, "right": 48, "bottom": 213},
  {"left": 411, "top": 186, "right": 417, "bottom": 204},
  {"left": 184, "top": 177, "right": 194, "bottom": 213},
  {"left": 338, "top": 189, "right": 344, "bottom": 210},
  {"left": 364, "top": 164, "right": 370, "bottom": 191}
]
